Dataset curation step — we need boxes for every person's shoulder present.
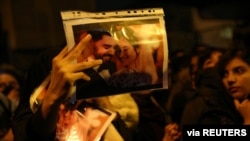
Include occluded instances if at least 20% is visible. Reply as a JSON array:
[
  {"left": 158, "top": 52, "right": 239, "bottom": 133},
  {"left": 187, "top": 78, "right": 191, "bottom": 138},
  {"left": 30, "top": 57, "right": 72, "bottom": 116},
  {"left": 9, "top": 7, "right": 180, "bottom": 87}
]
[
  {"left": 181, "top": 93, "right": 206, "bottom": 125},
  {"left": 184, "top": 92, "right": 207, "bottom": 109}
]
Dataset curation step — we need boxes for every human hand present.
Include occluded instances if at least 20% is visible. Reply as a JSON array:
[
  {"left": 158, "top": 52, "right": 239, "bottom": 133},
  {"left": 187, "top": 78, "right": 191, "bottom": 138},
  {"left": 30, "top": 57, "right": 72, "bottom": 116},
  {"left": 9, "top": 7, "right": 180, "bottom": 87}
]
[
  {"left": 162, "top": 123, "right": 181, "bottom": 141},
  {"left": 203, "top": 59, "right": 216, "bottom": 69},
  {"left": 43, "top": 34, "right": 103, "bottom": 107},
  {"left": 234, "top": 99, "right": 250, "bottom": 125},
  {"left": 203, "top": 51, "right": 222, "bottom": 69}
]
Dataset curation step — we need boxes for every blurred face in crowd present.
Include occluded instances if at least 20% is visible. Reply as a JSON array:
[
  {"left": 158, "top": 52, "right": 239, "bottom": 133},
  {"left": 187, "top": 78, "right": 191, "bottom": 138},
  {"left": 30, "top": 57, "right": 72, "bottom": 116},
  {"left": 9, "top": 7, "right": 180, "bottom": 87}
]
[
  {"left": 0, "top": 73, "right": 20, "bottom": 101},
  {"left": 116, "top": 37, "right": 138, "bottom": 68},
  {"left": 222, "top": 57, "right": 250, "bottom": 102},
  {"left": 92, "top": 35, "right": 117, "bottom": 62}
]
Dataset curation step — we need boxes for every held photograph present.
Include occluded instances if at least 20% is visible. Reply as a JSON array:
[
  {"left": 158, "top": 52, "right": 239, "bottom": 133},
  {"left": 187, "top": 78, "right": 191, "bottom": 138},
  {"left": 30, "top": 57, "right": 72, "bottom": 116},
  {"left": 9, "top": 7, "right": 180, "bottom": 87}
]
[
  {"left": 29, "top": 78, "right": 117, "bottom": 141},
  {"left": 56, "top": 101, "right": 116, "bottom": 141},
  {"left": 62, "top": 12, "right": 168, "bottom": 99}
]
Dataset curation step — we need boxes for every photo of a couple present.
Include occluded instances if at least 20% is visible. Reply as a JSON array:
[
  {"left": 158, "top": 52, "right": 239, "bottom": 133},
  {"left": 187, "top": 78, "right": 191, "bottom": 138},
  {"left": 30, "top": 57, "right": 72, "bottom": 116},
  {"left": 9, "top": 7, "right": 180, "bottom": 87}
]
[{"left": 63, "top": 16, "right": 168, "bottom": 99}]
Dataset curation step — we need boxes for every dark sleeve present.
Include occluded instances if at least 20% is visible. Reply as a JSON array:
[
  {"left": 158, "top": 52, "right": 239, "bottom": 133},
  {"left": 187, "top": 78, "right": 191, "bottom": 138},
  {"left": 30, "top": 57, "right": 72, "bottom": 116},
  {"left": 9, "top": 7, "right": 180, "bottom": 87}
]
[
  {"left": 180, "top": 68, "right": 221, "bottom": 126},
  {"left": 12, "top": 48, "right": 61, "bottom": 141},
  {"left": 195, "top": 67, "right": 222, "bottom": 89},
  {"left": 180, "top": 96, "right": 205, "bottom": 126}
]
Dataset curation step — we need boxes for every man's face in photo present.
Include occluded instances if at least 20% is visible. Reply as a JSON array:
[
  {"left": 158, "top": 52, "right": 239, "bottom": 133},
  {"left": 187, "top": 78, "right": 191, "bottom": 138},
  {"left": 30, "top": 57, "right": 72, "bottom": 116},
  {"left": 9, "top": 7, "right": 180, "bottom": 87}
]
[{"left": 93, "top": 35, "right": 117, "bottom": 62}]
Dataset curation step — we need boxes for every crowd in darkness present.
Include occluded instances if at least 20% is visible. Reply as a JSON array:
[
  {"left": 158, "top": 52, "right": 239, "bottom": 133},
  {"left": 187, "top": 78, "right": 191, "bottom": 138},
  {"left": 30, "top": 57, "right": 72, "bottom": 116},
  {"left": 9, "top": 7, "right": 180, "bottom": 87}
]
[
  {"left": 164, "top": 21, "right": 250, "bottom": 140},
  {"left": 1, "top": 19, "right": 250, "bottom": 141}
]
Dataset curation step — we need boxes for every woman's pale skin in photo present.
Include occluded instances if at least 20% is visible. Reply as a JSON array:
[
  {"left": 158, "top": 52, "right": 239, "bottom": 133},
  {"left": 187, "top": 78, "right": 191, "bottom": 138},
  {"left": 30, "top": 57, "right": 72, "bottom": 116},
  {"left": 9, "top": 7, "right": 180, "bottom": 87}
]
[{"left": 115, "top": 37, "right": 159, "bottom": 84}]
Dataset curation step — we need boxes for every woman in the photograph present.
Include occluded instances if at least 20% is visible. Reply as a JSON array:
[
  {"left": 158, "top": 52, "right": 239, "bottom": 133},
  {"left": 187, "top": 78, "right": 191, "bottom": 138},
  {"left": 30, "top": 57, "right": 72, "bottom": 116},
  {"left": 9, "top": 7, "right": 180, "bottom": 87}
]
[{"left": 111, "top": 25, "right": 160, "bottom": 85}]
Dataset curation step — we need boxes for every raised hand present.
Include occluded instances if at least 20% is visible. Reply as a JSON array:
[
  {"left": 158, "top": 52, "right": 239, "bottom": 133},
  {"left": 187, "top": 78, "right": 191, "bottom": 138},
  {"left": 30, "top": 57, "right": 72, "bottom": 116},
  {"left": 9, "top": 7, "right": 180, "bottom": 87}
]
[
  {"left": 42, "top": 34, "right": 103, "bottom": 117},
  {"left": 162, "top": 123, "right": 181, "bottom": 141}
]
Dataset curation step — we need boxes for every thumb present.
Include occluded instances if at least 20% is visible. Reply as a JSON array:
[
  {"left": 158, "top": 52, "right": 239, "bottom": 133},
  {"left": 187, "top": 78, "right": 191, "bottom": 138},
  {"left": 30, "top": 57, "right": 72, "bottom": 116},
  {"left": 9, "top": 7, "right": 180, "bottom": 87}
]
[{"left": 234, "top": 99, "right": 240, "bottom": 110}]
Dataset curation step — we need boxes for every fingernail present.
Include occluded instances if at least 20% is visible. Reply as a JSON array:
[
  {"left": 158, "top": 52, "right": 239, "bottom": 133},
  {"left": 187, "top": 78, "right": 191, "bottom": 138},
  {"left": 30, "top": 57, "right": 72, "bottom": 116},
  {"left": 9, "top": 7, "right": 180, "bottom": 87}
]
[
  {"left": 86, "top": 34, "right": 92, "bottom": 40},
  {"left": 86, "top": 76, "right": 91, "bottom": 81}
]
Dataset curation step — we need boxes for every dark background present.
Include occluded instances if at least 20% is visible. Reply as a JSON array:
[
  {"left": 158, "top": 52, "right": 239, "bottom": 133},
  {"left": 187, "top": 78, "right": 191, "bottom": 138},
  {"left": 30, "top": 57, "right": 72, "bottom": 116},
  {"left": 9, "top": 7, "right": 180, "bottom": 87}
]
[{"left": 0, "top": 0, "right": 249, "bottom": 73}]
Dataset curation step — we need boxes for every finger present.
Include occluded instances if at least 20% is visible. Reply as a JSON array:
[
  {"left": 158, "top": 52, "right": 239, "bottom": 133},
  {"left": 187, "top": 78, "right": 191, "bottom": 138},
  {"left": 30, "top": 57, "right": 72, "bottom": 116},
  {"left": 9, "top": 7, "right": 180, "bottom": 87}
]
[
  {"left": 165, "top": 123, "right": 174, "bottom": 131},
  {"left": 67, "top": 59, "right": 103, "bottom": 72},
  {"left": 66, "top": 72, "right": 91, "bottom": 85},
  {"left": 170, "top": 128, "right": 180, "bottom": 135},
  {"left": 241, "top": 99, "right": 250, "bottom": 106},
  {"left": 51, "top": 47, "right": 72, "bottom": 73},
  {"left": 55, "top": 46, "right": 70, "bottom": 60},
  {"left": 234, "top": 99, "right": 240, "bottom": 109},
  {"left": 66, "top": 34, "right": 92, "bottom": 60}
]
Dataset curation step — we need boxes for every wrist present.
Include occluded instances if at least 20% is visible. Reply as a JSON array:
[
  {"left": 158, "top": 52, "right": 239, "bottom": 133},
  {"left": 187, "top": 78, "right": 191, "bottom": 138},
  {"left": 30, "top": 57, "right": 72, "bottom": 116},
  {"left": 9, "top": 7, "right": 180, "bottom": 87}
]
[{"left": 41, "top": 94, "right": 62, "bottom": 117}]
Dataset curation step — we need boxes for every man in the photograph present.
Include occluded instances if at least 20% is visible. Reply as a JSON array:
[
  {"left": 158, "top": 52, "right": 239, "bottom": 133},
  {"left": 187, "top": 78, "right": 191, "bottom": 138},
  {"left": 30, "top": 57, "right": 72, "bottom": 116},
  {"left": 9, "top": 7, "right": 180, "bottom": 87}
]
[
  {"left": 75, "top": 29, "right": 118, "bottom": 98},
  {"left": 76, "top": 29, "right": 117, "bottom": 80}
]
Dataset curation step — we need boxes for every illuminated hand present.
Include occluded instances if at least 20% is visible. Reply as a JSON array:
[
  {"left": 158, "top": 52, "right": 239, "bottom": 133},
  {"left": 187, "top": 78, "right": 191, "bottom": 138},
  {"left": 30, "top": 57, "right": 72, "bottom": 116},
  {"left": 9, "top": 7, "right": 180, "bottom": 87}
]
[
  {"left": 162, "top": 123, "right": 181, "bottom": 141},
  {"left": 43, "top": 34, "right": 103, "bottom": 107},
  {"left": 203, "top": 51, "right": 222, "bottom": 69}
]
